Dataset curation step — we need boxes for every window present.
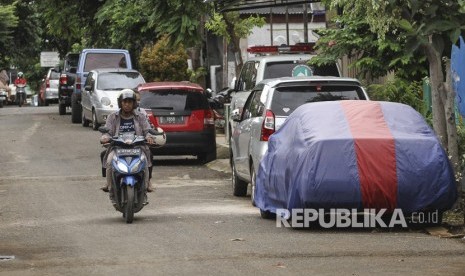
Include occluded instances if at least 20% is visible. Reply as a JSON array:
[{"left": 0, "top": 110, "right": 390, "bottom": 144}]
[
  {"left": 241, "top": 90, "right": 263, "bottom": 120},
  {"left": 271, "top": 85, "right": 365, "bottom": 116},
  {"left": 263, "top": 61, "right": 340, "bottom": 79},
  {"left": 97, "top": 72, "right": 144, "bottom": 90},
  {"left": 83, "top": 53, "right": 128, "bottom": 72},
  {"left": 140, "top": 90, "right": 209, "bottom": 111}
]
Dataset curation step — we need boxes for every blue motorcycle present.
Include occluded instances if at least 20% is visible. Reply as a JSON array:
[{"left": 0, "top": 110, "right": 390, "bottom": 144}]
[{"left": 99, "top": 127, "right": 156, "bottom": 223}]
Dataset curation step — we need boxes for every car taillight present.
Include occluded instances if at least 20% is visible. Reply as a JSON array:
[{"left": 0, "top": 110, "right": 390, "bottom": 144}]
[
  {"left": 204, "top": 109, "right": 215, "bottom": 128},
  {"left": 46, "top": 79, "right": 50, "bottom": 89},
  {"left": 76, "top": 76, "right": 81, "bottom": 90},
  {"left": 59, "top": 74, "right": 67, "bottom": 85},
  {"left": 260, "top": 110, "right": 275, "bottom": 141},
  {"left": 145, "top": 110, "right": 158, "bottom": 127}
]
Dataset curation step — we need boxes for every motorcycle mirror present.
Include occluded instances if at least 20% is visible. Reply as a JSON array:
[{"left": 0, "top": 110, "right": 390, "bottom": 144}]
[{"left": 98, "top": 126, "right": 110, "bottom": 134}]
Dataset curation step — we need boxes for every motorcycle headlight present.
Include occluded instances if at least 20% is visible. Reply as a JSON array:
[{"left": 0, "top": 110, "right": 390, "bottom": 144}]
[
  {"left": 116, "top": 161, "right": 129, "bottom": 173},
  {"left": 130, "top": 159, "right": 144, "bottom": 173},
  {"left": 101, "top": 97, "right": 111, "bottom": 106}
]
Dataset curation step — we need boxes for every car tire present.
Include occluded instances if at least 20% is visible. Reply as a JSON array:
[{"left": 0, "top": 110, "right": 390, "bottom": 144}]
[
  {"left": 260, "top": 209, "right": 275, "bottom": 219},
  {"left": 250, "top": 164, "right": 257, "bottom": 207},
  {"left": 92, "top": 110, "right": 101, "bottom": 131},
  {"left": 0, "top": 100, "right": 3, "bottom": 108},
  {"left": 71, "top": 94, "right": 82, "bottom": 124},
  {"left": 82, "top": 112, "right": 89, "bottom": 127},
  {"left": 231, "top": 158, "right": 248, "bottom": 197},
  {"left": 59, "top": 103, "right": 66, "bottom": 115},
  {"left": 44, "top": 99, "right": 49, "bottom": 106}
]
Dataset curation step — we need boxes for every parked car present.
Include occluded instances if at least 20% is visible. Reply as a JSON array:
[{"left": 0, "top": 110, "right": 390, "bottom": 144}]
[
  {"left": 138, "top": 81, "right": 217, "bottom": 164},
  {"left": 227, "top": 44, "right": 341, "bottom": 141},
  {"left": 81, "top": 68, "right": 145, "bottom": 130},
  {"left": 39, "top": 68, "right": 60, "bottom": 106},
  {"left": 255, "top": 100, "right": 457, "bottom": 222},
  {"left": 230, "top": 76, "right": 369, "bottom": 204},
  {"left": 58, "top": 52, "right": 79, "bottom": 115}
]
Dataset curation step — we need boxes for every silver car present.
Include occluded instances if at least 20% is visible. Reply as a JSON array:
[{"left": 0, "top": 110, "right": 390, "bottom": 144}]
[
  {"left": 44, "top": 68, "right": 60, "bottom": 104},
  {"left": 230, "top": 76, "right": 369, "bottom": 205},
  {"left": 81, "top": 68, "right": 145, "bottom": 130}
]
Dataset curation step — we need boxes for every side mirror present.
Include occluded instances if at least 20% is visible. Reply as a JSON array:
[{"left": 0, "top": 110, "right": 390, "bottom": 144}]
[
  {"left": 84, "top": 85, "right": 92, "bottom": 92},
  {"left": 205, "top": 88, "right": 213, "bottom": 98},
  {"left": 98, "top": 126, "right": 109, "bottom": 134},
  {"left": 231, "top": 108, "right": 241, "bottom": 122}
]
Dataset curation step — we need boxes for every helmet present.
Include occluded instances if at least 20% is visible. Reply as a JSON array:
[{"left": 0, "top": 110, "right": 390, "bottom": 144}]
[
  {"left": 118, "top": 89, "right": 137, "bottom": 109},
  {"left": 152, "top": 127, "right": 167, "bottom": 148},
  {"left": 18, "top": 72, "right": 23, "bottom": 77}
]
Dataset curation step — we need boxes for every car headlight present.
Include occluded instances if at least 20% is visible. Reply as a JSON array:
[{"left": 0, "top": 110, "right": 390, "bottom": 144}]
[{"left": 101, "top": 97, "right": 111, "bottom": 106}]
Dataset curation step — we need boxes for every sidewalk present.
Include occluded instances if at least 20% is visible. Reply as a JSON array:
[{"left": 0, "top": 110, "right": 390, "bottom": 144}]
[{"left": 206, "top": 131, "right": 231, "bottom": 173}]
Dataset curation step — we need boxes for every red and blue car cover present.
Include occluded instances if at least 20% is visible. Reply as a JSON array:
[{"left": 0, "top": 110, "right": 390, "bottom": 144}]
[{"left": 255, "top": 101, "right": 457, "bottom": 214}]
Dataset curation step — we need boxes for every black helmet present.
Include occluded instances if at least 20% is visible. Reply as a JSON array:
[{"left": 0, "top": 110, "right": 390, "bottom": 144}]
[{"left": 117, "top": 89, "right": 137, "bottom": 109}]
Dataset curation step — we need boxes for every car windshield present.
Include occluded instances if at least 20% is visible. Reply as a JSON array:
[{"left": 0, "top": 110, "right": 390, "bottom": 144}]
[
  {"left": 139, "top": 89, "right": 209, "bottom": 111},
  {"left": 271, "top": 85, "right": 366, "bottom": 116},
  {"left": 263, "top": 61, "right": 340, "bottom": 79},
  {"left": 97, "top": 72, "right": 144, "bottom": 90},
  {"left": 84, "top": 53, "right": 128, "bottom": 72}
]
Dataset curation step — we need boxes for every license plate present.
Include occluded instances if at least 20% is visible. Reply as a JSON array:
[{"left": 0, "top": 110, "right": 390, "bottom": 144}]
[
  {"left": 159, "top": 116, "right": 184, "bottom": 124},
  {"left": 116, "top": 148, "right": 141, "bottom": 157}
]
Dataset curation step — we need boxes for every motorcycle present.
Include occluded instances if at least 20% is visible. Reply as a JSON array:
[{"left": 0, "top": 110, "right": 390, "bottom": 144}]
[
  {"left": 206, "top": 87, "right": 233, "bottom": 129},
  {"left": 99, "top": 126, "right": 164, "bottom": 223},
  {"left": 0, "top": 88, "right": 7, "bottom": 108},
  {"left": 15, "top": 83, "right": 26, "bottom": 107}
]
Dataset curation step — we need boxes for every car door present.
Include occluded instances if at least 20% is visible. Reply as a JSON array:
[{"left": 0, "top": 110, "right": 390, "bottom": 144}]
[
  {"left": 81, "top": 71, "right": 94, "bottom": 118},
  {"left": 235, "top": 88, "right": 263, "bottom": 177}
]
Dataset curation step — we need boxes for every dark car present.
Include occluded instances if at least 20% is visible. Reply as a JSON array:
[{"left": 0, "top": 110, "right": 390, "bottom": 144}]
[{"left": 138, "top": 82, "right": 217, "bottom": 163}]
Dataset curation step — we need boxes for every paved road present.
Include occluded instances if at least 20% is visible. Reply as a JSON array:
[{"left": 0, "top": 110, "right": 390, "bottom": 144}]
[{"left": 1, "top": 105, "right": 465, "bottom": 276}]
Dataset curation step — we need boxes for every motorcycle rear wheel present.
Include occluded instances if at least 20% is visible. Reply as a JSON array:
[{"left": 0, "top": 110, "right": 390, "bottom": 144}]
[{"left": 124, "top": 186, "right": 135, "bottom": 224}]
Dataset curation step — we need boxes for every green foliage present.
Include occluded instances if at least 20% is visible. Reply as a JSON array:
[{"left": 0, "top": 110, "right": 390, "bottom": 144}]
[
  {"left": 147, "top": 0, "right": 208, "bottom": 47},
  {"left": 187, "top": 67, "right": 207, "bottom": 83},
  {"left": 205, "top": 12, "right": 266, "bottom": 43},
  {"left": 139, "top": 35, "right": 189, "bottom": 82},
  {"left": 0, "top": 2, "right": 18, "bottom": 66},
  {"left": 367, "top": 78, "right": 431, "bottom": 122}
]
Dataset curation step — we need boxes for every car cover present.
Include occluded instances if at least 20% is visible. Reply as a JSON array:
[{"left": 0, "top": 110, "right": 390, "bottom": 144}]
[{"left": 255, "top": 100, "right": 457, "bottom": 214}]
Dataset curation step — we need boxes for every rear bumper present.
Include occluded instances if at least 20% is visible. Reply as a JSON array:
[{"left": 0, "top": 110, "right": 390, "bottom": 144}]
[{"left": 150, "top": 129, "right": 216, "bottom": 156}]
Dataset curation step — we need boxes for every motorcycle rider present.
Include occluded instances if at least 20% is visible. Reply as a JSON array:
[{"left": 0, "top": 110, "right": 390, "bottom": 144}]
[
  {"left": 14, "top": 72, "right": 27, "bottom": 104},
  {"left": 100, "top": 89, "right": 156, "bottom": 195}
]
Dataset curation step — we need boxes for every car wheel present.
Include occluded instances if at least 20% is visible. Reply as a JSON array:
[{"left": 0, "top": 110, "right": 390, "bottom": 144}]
[
  {"left": 251, "top": 164, "right": 257, "bottom": 206},
  {"left": 92, "top": 110, "right": 101, "bottom": 131},
  {"left": 260, "top": 209, "right": 275, "bottom": 219},
  {"left": 71, "top": 94, "right": 82, "bottom": 124},
  {"left": 82, "top": 111, "right": 89, "bottom": 127},
  {"left": 59, "top": 103, "right": 66, "bottom": 115},
  {"left": 0, "top": 100, "right": 3, "bottom": 108},
  {"left": 231, "top": 158, "right": 248, "bottom": 197},
  {"left": 44, "top": 99, "right": 49, "bottom": 106}
]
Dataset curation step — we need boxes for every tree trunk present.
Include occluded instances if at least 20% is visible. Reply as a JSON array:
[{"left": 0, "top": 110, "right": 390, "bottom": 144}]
[
  {"left": 424, "top": 43, "right": 447, "bottom": 148},
  {"left": 225, "top": 20, "right": 243, "bottom": 77}
]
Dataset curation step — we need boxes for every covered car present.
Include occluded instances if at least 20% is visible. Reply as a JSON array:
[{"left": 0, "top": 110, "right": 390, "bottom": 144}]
[{"left": 255, "top": 100, "right": 457, "bottom": 218}]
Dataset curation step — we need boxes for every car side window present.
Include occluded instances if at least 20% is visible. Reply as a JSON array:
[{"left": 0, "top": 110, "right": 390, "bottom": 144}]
[
  {"left": 237, "top": 62, "right": 251, "bottom": 91},
  {"left": 241, "top": 89, "right": 262, "bottom": 120}
]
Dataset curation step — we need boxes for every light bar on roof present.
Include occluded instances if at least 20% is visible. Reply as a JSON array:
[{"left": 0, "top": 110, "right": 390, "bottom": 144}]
[{"left": 247, "top": 43, "right": 315, "bottom": 54}]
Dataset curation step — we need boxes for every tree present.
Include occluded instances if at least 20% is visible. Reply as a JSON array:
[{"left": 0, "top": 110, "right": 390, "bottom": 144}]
[
  {"left": 318, "top": 0, "right": 465, "bottom": 205},
  {"left": 0, "top": 2, "right": 18, "bottom": 68},
  {"left": 205, "top": 11, "right": 265, "bottom": 76}
]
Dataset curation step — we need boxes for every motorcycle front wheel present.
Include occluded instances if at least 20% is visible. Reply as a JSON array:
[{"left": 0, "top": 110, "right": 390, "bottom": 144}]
[
  {"left": 18, "top": 94, "right": 23, "bottom": 107},
  {"left": 124, "top": 185, "right": 135, "bottom": 224}
]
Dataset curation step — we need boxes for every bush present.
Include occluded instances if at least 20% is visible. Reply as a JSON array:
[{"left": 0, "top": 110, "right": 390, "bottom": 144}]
[
  {"left": 367, "top": 78, "right": 431, "bottom": 124},
  {"left": 139, "top": 35, "right": 189, "bottom": 82}
]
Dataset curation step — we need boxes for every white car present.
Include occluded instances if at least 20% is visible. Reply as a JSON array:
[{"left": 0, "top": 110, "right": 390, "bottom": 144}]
[
  {"left": 81, "top": 68, "right": 145, "bottom": 130},
  {"left": 230, "top": 76, "right": 369, "bottom": 205}
]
